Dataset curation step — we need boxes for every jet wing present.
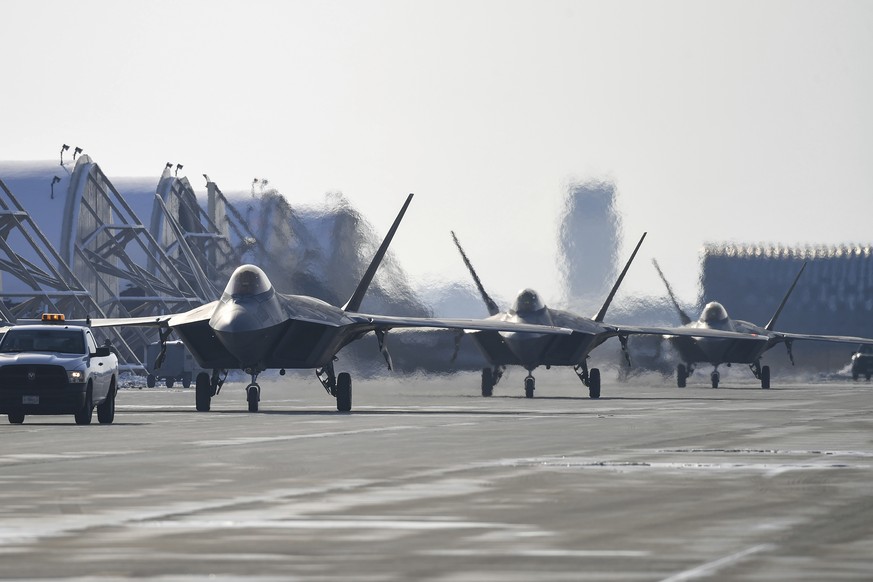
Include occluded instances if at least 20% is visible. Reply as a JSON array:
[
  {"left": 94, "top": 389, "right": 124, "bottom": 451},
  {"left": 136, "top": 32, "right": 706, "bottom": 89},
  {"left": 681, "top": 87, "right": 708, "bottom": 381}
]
[
  {"left": 613, "top": 324, "right": 771, "bottom": 342},
  {"left": 89, "top": 301, "right": 219, "bottom": 329},
  {"left": 88, "top": 315, "right": 173, "bottom": 328},
  {"left": 772, "top": 331, "right": 873, "bottom": 345},
  {"left": 348, "top": 313, "right": 574, "bottom": 335}
]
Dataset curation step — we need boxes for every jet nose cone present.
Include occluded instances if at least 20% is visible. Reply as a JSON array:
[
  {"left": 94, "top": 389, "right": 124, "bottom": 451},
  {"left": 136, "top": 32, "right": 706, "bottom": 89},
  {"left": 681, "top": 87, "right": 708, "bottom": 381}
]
[
  {"left": 209, "top": 300, "right": 286, "bottom": 369},
  {"left": 210, "top": 301, "right": 261, "bottom": 334}
]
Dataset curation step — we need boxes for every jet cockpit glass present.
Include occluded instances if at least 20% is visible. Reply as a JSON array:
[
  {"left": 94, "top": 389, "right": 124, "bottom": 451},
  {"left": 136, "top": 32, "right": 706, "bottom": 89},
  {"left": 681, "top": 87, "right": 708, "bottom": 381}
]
[
  {"left": 510, "top": 288, "right": 545, "bottom": 314},
  {"left": 223, "top": 265, "right": 272, "bottom": 299},
  {"left": 700, "top": 301, "right": 729, "bottom": 324}
]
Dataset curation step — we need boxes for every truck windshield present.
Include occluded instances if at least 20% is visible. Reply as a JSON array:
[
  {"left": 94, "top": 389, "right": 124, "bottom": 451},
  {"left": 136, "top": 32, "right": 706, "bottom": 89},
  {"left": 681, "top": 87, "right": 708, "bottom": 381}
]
[{"left": 0, "top": 329, "right": 86, "bottom": 355}]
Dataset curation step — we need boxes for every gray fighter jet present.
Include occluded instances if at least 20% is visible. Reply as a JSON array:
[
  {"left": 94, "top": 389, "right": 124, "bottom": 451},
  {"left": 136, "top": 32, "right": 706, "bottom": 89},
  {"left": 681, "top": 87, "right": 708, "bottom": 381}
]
[
  {"left": 654, "top": 259, "right": 873, "bottom": 388},
  {"left": 451, "top": 231, "right": 770, "bottom": 399},
  {"left": 91, "top": 194, "right": 576, "bottom": 413}
]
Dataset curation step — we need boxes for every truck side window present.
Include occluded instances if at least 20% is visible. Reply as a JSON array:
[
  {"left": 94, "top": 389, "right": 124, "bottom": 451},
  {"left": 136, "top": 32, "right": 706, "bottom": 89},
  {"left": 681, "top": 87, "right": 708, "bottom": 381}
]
[{"left": 85, "top": 331, "right": 98, "bottom": 355}]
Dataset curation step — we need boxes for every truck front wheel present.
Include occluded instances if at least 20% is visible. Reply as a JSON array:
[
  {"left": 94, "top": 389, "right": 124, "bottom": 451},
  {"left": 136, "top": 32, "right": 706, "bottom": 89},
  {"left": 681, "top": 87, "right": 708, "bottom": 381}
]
[
  {"left": 97, "top": 379, "right": 116, "bottom": 424},
  {"left": 75, "top": 384, "right": 93, "bottom": 425}
]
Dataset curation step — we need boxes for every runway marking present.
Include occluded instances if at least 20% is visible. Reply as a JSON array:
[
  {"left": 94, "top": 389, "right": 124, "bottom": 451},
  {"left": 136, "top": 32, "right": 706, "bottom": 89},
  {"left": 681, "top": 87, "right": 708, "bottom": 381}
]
[
  {"left": 0, "top": 451, "right": 142, "bottom": 465},
  {"left": 500, "top": 456, "right": 867, "bottom": 473},
  {"left": 658, "top": 544, "right": 773, "bottom": 582},
  {"left": 659, "top": 448, "right": 873, "bottom": 457},
  {"left": 191, "top": 425, "right": 421, "bottom": 446},
  {"left": 137, "top": 518, "right": 514, "bottom": 531},
  {"left": 0, "top": 482, "right": 373, "bottom": 545},
  {"left": 119, "top": 404, "right": 203, "bottom": 410},
  {"left": 422, "top": 549, "right": 651, "bottom": 558}
]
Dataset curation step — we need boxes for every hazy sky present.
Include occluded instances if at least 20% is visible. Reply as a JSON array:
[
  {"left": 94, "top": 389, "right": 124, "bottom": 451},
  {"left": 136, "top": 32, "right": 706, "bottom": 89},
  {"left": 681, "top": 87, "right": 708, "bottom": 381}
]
[{"left": 2, "top": 0, "right": 871, "bottom": 310}]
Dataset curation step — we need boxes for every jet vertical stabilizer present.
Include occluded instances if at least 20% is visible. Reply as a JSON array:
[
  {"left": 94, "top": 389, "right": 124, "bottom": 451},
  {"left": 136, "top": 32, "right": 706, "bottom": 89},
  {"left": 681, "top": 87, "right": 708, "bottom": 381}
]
[
  {"left": 450, "top": 231, "right": 500, "bottom": 316},
  {"left": 764, "top": 262, "right": 807, "bottom": 331},
  {"left": 652, "top": 258, "right": 693, "bottom": 325},
  {"left": 593, "top": 232, "right": 647, "bottom": 323},
  {"left": 342, "top": 193, "right": 414, "bottom": 312}
]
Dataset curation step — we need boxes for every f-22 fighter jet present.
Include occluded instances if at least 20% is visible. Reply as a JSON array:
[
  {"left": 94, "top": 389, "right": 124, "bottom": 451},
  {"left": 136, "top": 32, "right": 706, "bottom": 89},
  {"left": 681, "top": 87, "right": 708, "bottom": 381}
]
[
  {"left": 451, "top": 231, "right": 768, "bottom": 399},
  {"left": 91, "top": 194, "right": 575, "bottom": 413},
  {"left": 654, "top": 259, "right": 873, "bottom": 389}
]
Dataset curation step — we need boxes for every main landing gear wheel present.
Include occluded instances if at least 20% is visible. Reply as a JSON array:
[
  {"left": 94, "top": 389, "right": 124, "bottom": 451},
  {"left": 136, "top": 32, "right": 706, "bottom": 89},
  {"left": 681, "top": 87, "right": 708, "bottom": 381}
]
[
  {"left": 711, "top": 371, "right": 720, "bottom": 389},
  {"left": 481, "top": 368, "right": 494, "bottom": 397},
  {"left": 336, "top": 372, "right": 352, "bottom": 412},
  {"left": 195, "top": 372, "right": 212, "bottom": 412},
  {"left": 246, "top": 384, "right": 260, "bottom": 412},
  {"left": 761, "top": 365, "right": 770, "bottom": 389},
  {"left": 8, "top": 412, "right": 24, "bottom": 424},
  {"left": 524, "top": 375, "right": 535, "bottom": 399},
  {"left": 588, "top": 368, "right": 601, "bottom": 399},
  {"left": 677, "top": 364, "right": 687, "bottom": 388},
  {"left": 146, "top": 374, "right": 156, "bottom": 388}
]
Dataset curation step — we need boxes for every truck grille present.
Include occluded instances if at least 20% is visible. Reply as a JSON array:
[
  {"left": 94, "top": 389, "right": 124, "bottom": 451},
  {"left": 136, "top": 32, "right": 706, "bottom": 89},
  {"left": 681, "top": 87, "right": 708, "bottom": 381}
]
[{"left": 0, "top": 365, "right": 68, "bottom": 390}]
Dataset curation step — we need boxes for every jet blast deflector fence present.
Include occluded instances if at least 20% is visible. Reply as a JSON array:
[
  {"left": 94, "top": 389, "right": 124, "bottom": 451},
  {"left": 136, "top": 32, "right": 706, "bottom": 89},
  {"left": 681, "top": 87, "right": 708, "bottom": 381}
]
[
  {"left": 701, "top": 243, "right": 873, "bottom": 371},
  {"left": 0, "top": 178, "right": 143, "bottom": 367}
]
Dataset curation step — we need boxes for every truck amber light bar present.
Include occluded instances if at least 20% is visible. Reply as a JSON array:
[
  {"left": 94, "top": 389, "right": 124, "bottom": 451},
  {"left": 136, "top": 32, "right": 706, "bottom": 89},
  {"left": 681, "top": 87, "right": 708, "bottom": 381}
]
[{"left": 41, "top": 313, "right": 66, "bottom": 322}]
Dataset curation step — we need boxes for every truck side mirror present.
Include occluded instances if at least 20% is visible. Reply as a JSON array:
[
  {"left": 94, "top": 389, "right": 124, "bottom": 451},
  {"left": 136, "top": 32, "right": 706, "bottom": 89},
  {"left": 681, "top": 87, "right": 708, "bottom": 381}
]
[{"left": 94, "top": 346, "right": 111, "bottom": 358}]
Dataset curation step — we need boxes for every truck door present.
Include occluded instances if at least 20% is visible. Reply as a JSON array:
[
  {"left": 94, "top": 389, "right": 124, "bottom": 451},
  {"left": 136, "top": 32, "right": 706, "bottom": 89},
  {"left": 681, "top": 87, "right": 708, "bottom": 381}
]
[{"left": 85, "top": 330, "right": 108, "bottom": 399}]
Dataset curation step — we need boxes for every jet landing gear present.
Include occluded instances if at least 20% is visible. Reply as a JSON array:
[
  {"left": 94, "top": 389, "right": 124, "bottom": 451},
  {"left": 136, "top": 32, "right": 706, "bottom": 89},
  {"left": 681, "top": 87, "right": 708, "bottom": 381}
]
[
  {"left": 480, "top": 366, "right": 504, "bottom": 397},
  {"left": 573, "top": 362, "right": 601, "bottom": 399},
  {"left": 317, "top": 361, "right": 352, "bottom": 412},
  {"left": 244, "top": 371, "right": 261, "bottom": 412},
  {"left": 710, "top": 369, "right": 720, "bottom": 389},
  {"left": 195, "top": 369, "right": 225, "bottom": 412},
  {"left": 676, "top": 364, "right": 693, "bottom": 388},
  {"left": 524, "top": 374, "right": 535, "bottom": 398},
  {"left": 750, "top": 360, "right": 770, "bottom": 389}
]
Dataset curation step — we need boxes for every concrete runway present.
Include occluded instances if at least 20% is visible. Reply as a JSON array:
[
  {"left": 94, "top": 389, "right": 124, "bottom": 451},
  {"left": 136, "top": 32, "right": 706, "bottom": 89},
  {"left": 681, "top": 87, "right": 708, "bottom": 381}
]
[{"left": 1, "top": 371, "right": 872, "bottom": 581}]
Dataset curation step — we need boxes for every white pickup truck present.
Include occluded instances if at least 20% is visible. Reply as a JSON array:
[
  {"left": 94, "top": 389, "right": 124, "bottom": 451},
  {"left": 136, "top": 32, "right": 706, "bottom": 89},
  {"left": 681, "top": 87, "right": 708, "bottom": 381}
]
[{"left": 0, "top": 315, "right": 119, "bottom": 425}]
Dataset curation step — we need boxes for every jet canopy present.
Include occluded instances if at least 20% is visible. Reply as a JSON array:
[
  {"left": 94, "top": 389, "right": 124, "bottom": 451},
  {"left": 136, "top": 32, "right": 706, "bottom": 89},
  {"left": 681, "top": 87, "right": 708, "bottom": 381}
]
[
  {"left": 700, "top": 301, "right": 729, "bottom": 324},
  {"left": 222, "top": 265, "right": 273, "bottom": 299},
  {"left": 510, "top": 288, "right": 545, "bottom": 315}
]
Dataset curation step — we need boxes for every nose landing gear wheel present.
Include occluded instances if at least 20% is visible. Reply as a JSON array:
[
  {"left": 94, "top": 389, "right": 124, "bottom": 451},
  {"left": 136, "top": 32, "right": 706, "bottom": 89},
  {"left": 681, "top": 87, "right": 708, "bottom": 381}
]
[
  {"left": 246, "top": 384, "right": 260, "bottom": 412},
  {"left": 677, "top": 364, "right": 687, "bottom": 388},
  {"left": 524, "top": 376, "right": 535, "bottom": 398},
  {"left": 481, "top": 368, "right": 494, "bottom": 397},
  {"left": 711, "top": 371, "right": 720, "bottom": 389}
]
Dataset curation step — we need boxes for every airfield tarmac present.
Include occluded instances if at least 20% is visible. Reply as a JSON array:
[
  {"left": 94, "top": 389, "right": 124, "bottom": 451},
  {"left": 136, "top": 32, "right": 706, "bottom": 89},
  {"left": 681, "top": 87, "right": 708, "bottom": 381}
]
[{"left": 0, "top": 371, "right": 871, "bottom": 581}]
